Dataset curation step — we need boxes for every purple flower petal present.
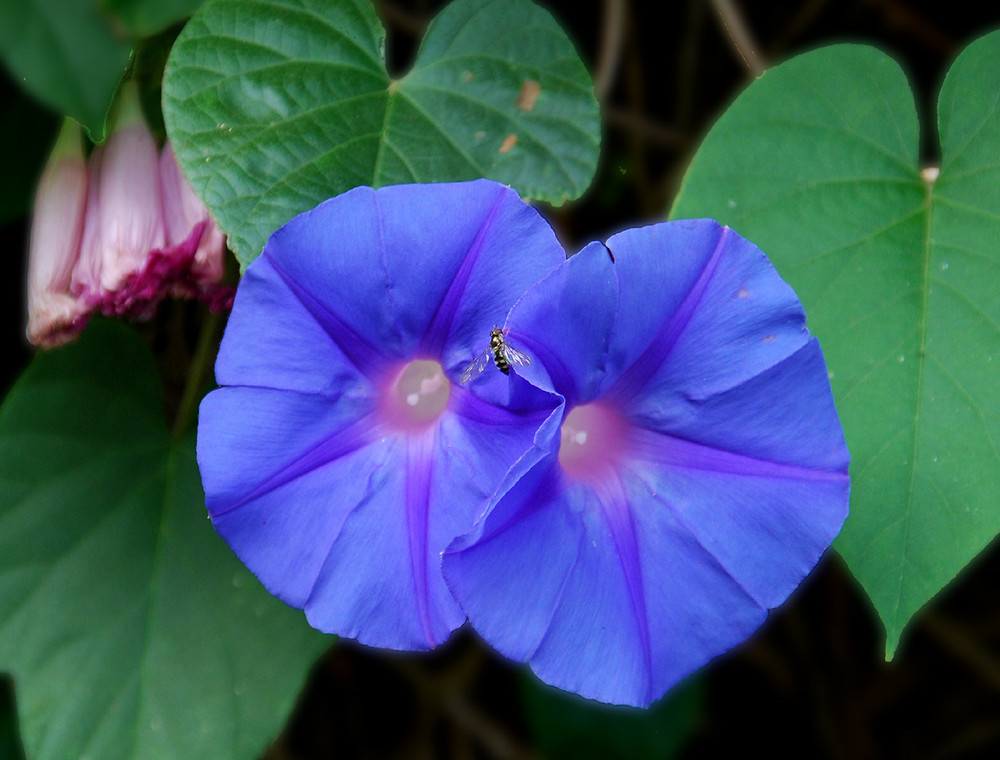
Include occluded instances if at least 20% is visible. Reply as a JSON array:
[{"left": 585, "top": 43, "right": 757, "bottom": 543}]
[
  {"left": 301, "top": 427, "right": 466, "bottom": 648},
  {"left": 258, "top": 179, "right": 565, "bottom": 376},
  {"left": 198, "top": 180, "right": 565, "bottom": 649},
  {"left": 446, "top": 451, "right": 771, "bottom": 705},
  {"left": 199, "top": 386, "right": 377, "bottom": 606},
  {"left": 215, "top": 254, "right": 368, "bottom": 395},
  {"left": 444, "top": 455, "right": 579, "bottom": 660},
  {"left": 505, "top": 238, "right": 621, "bottom": 405},
  {"left": 445, "top": 219, "right": 849, "bottom": 705}
]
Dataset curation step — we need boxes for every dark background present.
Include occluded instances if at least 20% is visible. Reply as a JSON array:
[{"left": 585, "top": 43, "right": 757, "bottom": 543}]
[{"left": 3, "top": 1, "right": 1000, "bottom": 758}]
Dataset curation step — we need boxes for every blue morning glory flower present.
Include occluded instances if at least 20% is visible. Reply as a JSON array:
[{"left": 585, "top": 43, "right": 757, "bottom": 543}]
[
  {"left": 443, "top": 220, "right": 850, "bottom": 707},
  {"left": 196, "top": 180, "right": 564, "bottom": 649}
]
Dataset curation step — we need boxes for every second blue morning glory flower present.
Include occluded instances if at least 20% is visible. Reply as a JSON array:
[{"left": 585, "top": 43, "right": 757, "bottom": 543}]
[{"left": 443, "top": 220, "right": 850, "bottom": 706}]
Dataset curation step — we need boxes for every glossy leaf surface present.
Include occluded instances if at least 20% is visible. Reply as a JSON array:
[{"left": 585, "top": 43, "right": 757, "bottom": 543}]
[
  {"left": 162, "top": 0, "right": 599, "bottom": 265},
  {"left": 0, "top": 321, "right": 329, "bottom": 760},
  {"left": 671, "top": 31, "right": 1000, "bottom": 656}
]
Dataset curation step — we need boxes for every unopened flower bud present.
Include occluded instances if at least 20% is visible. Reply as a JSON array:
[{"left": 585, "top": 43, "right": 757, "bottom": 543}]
[
  {"left": 26, "top": 119, "right": 91, "bottom": 348},
  {"left": 159, "top": 142, "right": 232, "bottom": 309},
  {"left": 72, "top": 80, "right": 167, "bottom": 317}
]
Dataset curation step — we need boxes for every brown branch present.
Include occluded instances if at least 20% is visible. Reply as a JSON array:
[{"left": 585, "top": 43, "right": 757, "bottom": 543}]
[{"left": 709, "top": 0, "right": 765, "bottom": 75}]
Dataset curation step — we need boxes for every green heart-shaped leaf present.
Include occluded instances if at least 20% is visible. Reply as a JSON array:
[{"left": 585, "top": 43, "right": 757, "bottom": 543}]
[
  {"left": 0, "top": 320, "right": 329, "bottom": 760},
  {"left": 0, "top": 0, "right": 131, "bottom": 140},
  {"left": 670, "top": 30, "right": 1000, "bottom": 656},
  {"left": 162, "top": 0, "right": 599, "bottom": 266}
]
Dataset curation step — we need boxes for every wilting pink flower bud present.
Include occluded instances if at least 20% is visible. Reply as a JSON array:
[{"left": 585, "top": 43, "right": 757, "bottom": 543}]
[
  {"left": 68, "top": 80, "right": 233, "bottom": 319},
  {"left": 72, "top": 80, "right": 167, "bottom": 318},
  {"left": 26, "top": 119, "right": 91, "bottom": 348},
  {"left": 159, "top": 142, "right": 233, "bottom": 310}
]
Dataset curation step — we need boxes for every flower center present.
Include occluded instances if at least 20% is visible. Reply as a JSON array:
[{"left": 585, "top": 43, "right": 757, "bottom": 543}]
[
  {"left": 382, "top": 359, "right": 451, "bottom": 431},
  {"left": 558, "top": 402, "right": 629, "bottom": 481}
]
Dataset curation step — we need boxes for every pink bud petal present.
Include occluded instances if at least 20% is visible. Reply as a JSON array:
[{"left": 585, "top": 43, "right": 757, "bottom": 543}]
[
  {"left": 26, "top": 119, "right": 91, "bottom": 348},
  {"left": 159, "top": 141, "right": 228, "bottom": 287},
  {"left": 160, "top": 141, "right": 204, "bottom": 246},
  {"left": 72, "top": 81, "right": 166, "bottom": 310}
]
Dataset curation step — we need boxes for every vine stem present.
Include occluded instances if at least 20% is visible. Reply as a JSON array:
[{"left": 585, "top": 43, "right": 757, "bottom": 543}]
[
  {"left": 710, "top": 0, "right": 764, "bottom": 74},
  {"left": 172, "top": 311, "right": 221, "bottom": 439}
]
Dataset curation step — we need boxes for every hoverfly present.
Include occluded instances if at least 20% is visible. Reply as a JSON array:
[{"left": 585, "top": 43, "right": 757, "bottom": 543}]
[{"left": 459, "top": 327, "right": 532, "bottom": 383}]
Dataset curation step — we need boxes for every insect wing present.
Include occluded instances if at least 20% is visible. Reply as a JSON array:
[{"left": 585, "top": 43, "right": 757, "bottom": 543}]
[
  {"left": 459, "top": 345, "right": 493, "bottom": 384},
  {"left": 500, "top": 342, "right": 532, "bottom": 369}
]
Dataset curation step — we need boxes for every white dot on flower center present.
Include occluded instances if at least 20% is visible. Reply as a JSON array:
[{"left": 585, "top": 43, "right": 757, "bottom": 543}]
[
  {"left": 559, "top": 403, "right": 629, "bottom": 482},
  {"left": 383, "top": 359, "right": 451, "bottom": 431}
]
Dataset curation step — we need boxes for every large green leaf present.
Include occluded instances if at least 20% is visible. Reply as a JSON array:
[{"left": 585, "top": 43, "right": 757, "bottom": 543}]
[
  {"left": 670, "top": 31, "right": 1000, "bottom": 656},
  {"left": 162, "top": 0, "right": 599, "bottom": 266},
  {"left": 0, "top": 0, "right": 132, "bottom": 140},
  {"left": 0, "top": 320, "right": 329, "bottom": 760}
]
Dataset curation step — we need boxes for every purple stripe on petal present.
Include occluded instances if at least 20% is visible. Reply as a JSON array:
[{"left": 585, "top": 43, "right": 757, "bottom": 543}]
[
  {"left": 405, "top": 430, "right": 437, "bottom": 646},
  {"left": 605, "top": 226, "right": 727, "bottom": 403},
  {"left": 627, "top": 426, "right": 849, "bottom": 482},
  {"left": 421, "top": 192, "right": 505, "bottom": 356},
  {"left": 303, "top": 427, "right": 465, "bottom": 649},
  {"left": 198, "top": 385, "right": 376, "bottom": 515},
  {"left": 443, "top": 456, "right": 583, "bottom": 661},
  {"left": 207, "top": 435, "right": 398, "bottom": 611},
  {"left": 623, "top": 474, "right": 769, "bottom": 701},
  {"left": 622, "top": 225, "right": 812, "bottom": 408},
  {"left": 629, "top": 339, "right": 849, "bottom": 474},
  {"left": 214, "top": 411, "right": 379, "bottom": 518},
  {"left": 269, "top": 252, "right": 387, "bottom": 380},
  {"left": 589, "top": 472, "right": 653, "bottom": 705},
  {"left": 215, "top": 255, "right": 365, "bottom": 394},
  {"left": 525, "top": 479, "right": 657, "bottom": 706},
  {"left": 628, "top": 462, "right": 848, "bottom": 609},
  {"left": 514, "top": 332, "right": 581, "bottom": 407}
]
